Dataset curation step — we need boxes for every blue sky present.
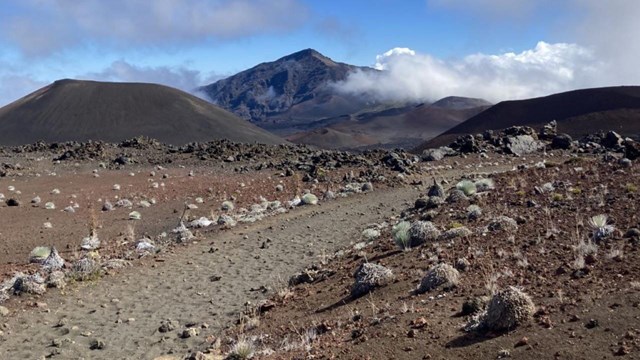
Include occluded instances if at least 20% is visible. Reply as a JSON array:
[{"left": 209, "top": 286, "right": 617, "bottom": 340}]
[{"left": 0, "top": 0, "right": 637, "bottom": 105}]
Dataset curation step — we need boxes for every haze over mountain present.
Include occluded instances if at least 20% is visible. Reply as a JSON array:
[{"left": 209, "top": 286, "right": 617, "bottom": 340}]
[
  {"left": 287, "top": 97, "right": 490, "bottom": 150},
  {"left": 199, "top": 48, "right": 495, "bottom": 150},
  {"left": 199, "top": 49, "right": 380, "bottom": 132},
  {"left": 0, "top": 79, "right": 285, "bottom": 146},
  {"left": 417, "top": 86, "right": 640, "bottom": 151}
]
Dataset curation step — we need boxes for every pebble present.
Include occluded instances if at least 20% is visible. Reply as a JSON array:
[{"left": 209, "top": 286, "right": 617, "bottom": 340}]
[{"left": 89, "top": 339, "right": 106, "bottom": 350}]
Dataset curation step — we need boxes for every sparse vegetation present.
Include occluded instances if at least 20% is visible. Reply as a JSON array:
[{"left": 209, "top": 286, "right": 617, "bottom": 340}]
[
  {"left": 416, "top": 263, "right": 460, "bottom": 293},
  {"left": 228, "top": 336, "right": 255, "bottom": 359},
  {"left": 588, "top": 214, "right": 615, "bottom": 241},
  {"left": 468, "top": 286, "right": 535, "bottom": 332},
  {"left": 392, "top": 221, "right": 411, "bottom": 250},
  {"left": 456, "top": 180, "right": 477, "bottom": 196}
]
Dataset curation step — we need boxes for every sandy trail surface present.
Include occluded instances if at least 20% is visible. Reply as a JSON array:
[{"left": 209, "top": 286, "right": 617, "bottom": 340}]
[{"left": 0, "top": 184, "right": 420, "bottom": 359}]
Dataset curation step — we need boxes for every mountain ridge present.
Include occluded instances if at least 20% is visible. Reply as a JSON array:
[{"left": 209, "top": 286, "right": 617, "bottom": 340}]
[
  {"left": 200, "top": 48, "right": 377, "bottom": 128},
  {"left": 415, "top": 86, "right": 640, "bottom": 151}
]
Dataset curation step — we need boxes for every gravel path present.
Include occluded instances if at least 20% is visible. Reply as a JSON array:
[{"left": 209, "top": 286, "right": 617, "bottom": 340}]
[{"left": 0, "top": 186, "right": 420, "bottom": 359}]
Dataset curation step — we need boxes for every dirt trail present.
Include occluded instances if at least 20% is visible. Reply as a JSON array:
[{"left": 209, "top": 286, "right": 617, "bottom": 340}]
[{"left": 0, "top": 184, "right": 421, "bottom": 359}]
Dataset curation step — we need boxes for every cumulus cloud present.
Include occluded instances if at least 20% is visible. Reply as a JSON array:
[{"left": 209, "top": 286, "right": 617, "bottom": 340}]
[
  {"left": 333, "top": 42, "right": 600, "bottom": 103},
  {"left": 82, "top": 60, "right": 222, "bottom": 95},
  {"left": 1, "top": 0, "right": 309, "bottom": 56},
  {"left": 419, "top": 0, "right": 640, "bottom": 100}
]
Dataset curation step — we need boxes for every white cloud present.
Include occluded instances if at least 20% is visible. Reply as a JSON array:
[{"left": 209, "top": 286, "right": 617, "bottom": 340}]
[
  {"left": 0, "top": 61, "right": 222, "bottom": 106},
  {"left": 1, "top": 0, "right": 309, "bottom": 56},
  {"left": 333, "top": 42, "right": 600, "bottom": 102},
  {"left": 83, "top": 60, "right": 222, "bottom": 95}
]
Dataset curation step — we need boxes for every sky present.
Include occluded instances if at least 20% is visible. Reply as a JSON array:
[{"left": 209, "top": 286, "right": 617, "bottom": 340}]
[{"left": 0, "top": 0, "right": 638, "bottom": 106}]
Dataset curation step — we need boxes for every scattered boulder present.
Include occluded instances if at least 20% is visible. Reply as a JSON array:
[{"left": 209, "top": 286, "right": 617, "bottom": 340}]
[
  {"left": 624, "top": 139, "right": 640, "bottom": 160},
  {"left": 351, "top": 263, "right": 394, "bottom": 298},
  {"left": 180, "top": 328, "right": 199, "bottom": 338},
  {"left": 89, "top": 339, "right": 106, "bottom": 350},
  {"left": 13, "top": 274, "right": 46, "bottom": 295},
  {"left": 159, "top": 319, "right": 179, "bottom": 333},
  {"left": 601, "top": 131, "right": 624, "bottom": 149},
  {"left": 539, "top": 120, "right": 557, "bottom": 140},
  {"left": 422, "top": 147, "right": 456, "bottom": 161},
  {"left": 551, "top": 133, "right": 573, "bottom": 150},
  {"left": 5, "top": 198, "right": 20, "bottom": 207},
  {"left": 504, "top": 135, "right": 544, "bottom": 156},
  {"left": 457, "top": 135, "right": 480, "bottom": 153}
]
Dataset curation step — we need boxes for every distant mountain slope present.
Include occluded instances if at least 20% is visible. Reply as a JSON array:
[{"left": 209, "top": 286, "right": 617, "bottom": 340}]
[
  {"left": 417, "top": 86, "right": 640, "bottom": 151},
  {"left": 199, "top": 48, "right": 377, "bottom": 131},
  {"left": 430, "top": 96, "right": 492, "bottom": 110},
  {"left": 0, "top": 79, "right": 285, "bottom": 146},
  {"left": 287, "top": 99, "right": 489, "bottom": 150}
]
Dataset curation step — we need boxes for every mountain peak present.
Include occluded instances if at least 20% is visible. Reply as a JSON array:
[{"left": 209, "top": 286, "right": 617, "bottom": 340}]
[{"left": 279, "top": 48, "right": 335, "bottom": 65}]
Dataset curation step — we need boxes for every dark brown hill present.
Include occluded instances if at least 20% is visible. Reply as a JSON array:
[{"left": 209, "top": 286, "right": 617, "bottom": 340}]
[
  {"left": 430, "top": 96, "right": 492, "bottom": 110},
  {"left": 287, "top": 101, "right": 488, "bottom": 150},
  {"left": 0, "top": 79, "right": 285, "bottom": 146},
  {"left": 417, "top": 86, "right": 640, "bottom": 151}
]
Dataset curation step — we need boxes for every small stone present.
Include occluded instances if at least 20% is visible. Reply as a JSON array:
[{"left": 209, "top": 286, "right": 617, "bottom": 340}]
[
  {"left": 89, "top": 339, "right": 106, "bottom": 350},
  {"left": 6, "top": 198, "right": 20, "bottom": 206},
  {"left": 615, "top": 344, "right": 631, "bottom": 356},
  {"left": 410, "top": 317, "right": 428, "bottom": 329},
  {"left": 0, "top": 306, "right": 9, "bottom": 317},
  {"left": 159, "top": 319, "right": 178, "bottom": 333},
  {"left": 514, "top": 336, "right": 528, "bottom": 347},
  {"left": 180, "top": 327, "right": 199, "bottom": 338},
  {"left": 585, "top": 319, "right": 599, "bottom": 329}
]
